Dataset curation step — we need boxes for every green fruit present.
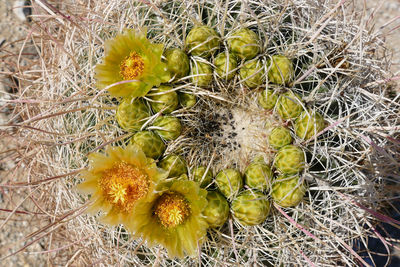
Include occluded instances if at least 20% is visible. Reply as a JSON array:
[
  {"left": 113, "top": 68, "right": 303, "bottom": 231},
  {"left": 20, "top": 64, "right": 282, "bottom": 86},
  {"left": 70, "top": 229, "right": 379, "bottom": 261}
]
[
  {"left": 267, "top": 55, "right": 294, "bottom": 85},
  {"left": 215, "top": 169, "right": 243, "bottom": 199},
  {"left": 152, "top": 116, "right": 182, "bottom": 141},
  {"left": 164, "top": 48, "right": 190, "bottom": 80},
  {"left": 116, "top": 98, "right": 150, "bottom": 131},
  {"left": 272, "top": 175, "right": 306, "bottom": 207},
  {"left": 294, "top": 110, "right": 326, "bottom": 140},
  {"left": 214, "top": 52, "right": 238, "bottom": 81},
  {"left": 131, "top": 131, "right": 165, "bottom": 159},
  {"left": 192, "top": 166, "right": 213, "bottom": 188},
  {"left": 203, "top": 191, "right": 229, "bottom": 228},
  {"left": 258, "top": 89, "right": 279, "bottom": 109},
  {"left": 185, "top": 26, "right": 220, "bottom": 57},
  {"left": 159, "top": 154, "right": 188, "bottom": 178},
  {"left": 231, "top": 190, "right": 270, "bottom": 226},
  {"left": 228, "top": 28, "right": 260, "bottom": 60},
  {"left": 274, "top": 145, "right": 305, "bottom": 175},
  {"left": 239, "top": 60, "right": 265, "bottom": 88},
  {"left": 276, "top": 91, "right": 303, "bottom": 120},
  {"left": 148, "top": 85, "right": 179, "bottom": 114},
  {"left": 178, "top": 92, "right": 197, "bottom": 108},
  {"left": 190, "top": 61, "right": 213, "bottom": 87},
  {"left": 244, "top": 162, "right": 273, "bottom": 191},
  {"left": 268, "top": 126, "right": 293, "bottom": 150}
]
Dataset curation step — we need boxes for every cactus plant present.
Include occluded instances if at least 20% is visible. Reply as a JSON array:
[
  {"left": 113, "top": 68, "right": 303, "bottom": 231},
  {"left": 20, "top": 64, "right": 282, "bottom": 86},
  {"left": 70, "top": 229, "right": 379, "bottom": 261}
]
[
  {"left": 228, "top": 28, "right": 260, "bottom": 60},
  {"left": 231, "top": 190, "right": 270, "bottom": 226},
  {"left": 178, "top": 92, "right": 197, "bottom": 108},
  {"left": 271, "top": 175, "right": 306, "bottom": 207},
  {"left": 294, "top": 110, "right": 326, "bottom": 140},
  {"left": 214, "top": 52, "right": 238, "bottom": 81},
  {"left": 258, "top": 89, "right": 279, "bottom": 110},
  {"left": 192, "top": 166, "right": 213, "bottom": 188},
  {"left": 239, "top": 60, "right": 265, "bottom": 88},
  {"left": 215, "top": 169, "right": 243, "bottom": 199},
  {"left": 244, "top": 162, "right": 273, "bottom": 191},
  {"left": 152, "top": 116, "right": 182, "bottom": 141},
  {"left": 274, "top": 145, "right": 305, "bottom": 174},
  {"left": 164, "top": 48, "right": 190, "bottom": 80},
  {"left": 267, "top": 55, "right": 294, "bottom": 85},
  {"left": 148, "top": 85, "right": 179, "bottom": 114},
  {"left": 190, "top": 61, "right": 213, "bottom": 87},
  {"left": 159, "top": 154, "right": 188, "bottom": 178},
  {"left": 116, "top": 98, "right": 150, "bottom": 131},
  {"left": 276, "top": 91, "right": 303, "bottom": 120},
  {"left": 131, "top": 130, "right": 166, "bottom": 159},
  {"left": 203, "top": 191, "right": 229, "bottom": 228},
  {"left": 185, "top": 25, "right": 220, "bottom": 57},
  {"left": 268, "top": 126, "right": 293, "bottom": 149}
]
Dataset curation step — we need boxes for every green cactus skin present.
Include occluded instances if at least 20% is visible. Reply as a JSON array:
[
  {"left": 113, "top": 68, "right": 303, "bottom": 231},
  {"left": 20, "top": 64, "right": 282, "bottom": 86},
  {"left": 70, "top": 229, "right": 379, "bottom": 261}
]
[
  {"left": 164, "top": 48, "right": 190, "bottom": 80},
  {"left": 228, "top": 28, "right": 260, "bottom": 60},
  {"left": 274, "top": 145, "right": 305, "bottom": 175},
  {"left": 185, "top": 26, "right": 220, "bottom": 57},
  {"left": 267, "top": 55, "right": 294, "bottom": 85},
  {"left": 268, "top": 126, "right": 293, "bottom": 150},
  {"left": 215, "top": 169, "right": 243, "bottom": 199},
  {"left": 239, "top": 60, "right": 265, "bottom": 88},
  {"left": 159, "top": 154, "right": 188, "bottom": 178},
  {"left": 244, "top": 162, "right": 273, "bottom": 191},
  {"left": 152, "top": 116, "right": 182, "bottom": 141},
  {"left": 190, "top": 61, "right": 213, "bottom": 87},
  {"left": 258, "top": 89, "right": 279, "bottom": 109},
  {"left": 276, "top": 91, "right": 304, "bottom": 120},
  {"left": 272, "top": 175, "right": 306, "bottom": 207},
  {"left": 192, "top": 166, "right": 213, "bottom": 188},
  {"left": 203, "top": 191, "right": 230, "bottom": 228},
  {"left": 178, "top": 92, "right": 197, "bottom": 108},
  {"left": 116, "top": 98, "right": 150, "bottom": 132},
  {"left": 294, "top": 110, "right": 326, "bottom": 140},
  {"left": 214, "top": 52, "right": 238, "bottom": 81},
  {"left": 148, "top": 85, "right": 179, "bottom": 114},
  {"left": 231, "top": 190, "right": 270, "bottom": 226},
  {"left": 131, "top": 131, "right": 166, "bottom": 159}
]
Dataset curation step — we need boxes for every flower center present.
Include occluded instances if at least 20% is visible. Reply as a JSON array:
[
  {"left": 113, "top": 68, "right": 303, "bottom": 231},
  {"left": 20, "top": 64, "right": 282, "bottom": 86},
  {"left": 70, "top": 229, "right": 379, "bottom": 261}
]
[
  {"left": 99, "top": 162, "right": 149, "bottom": 213},
  {"left": 119, "top": 51, "right": 145, "bottom": 80},
  {"left": 154, "top": 193, "right": 190, "bottom": 228}
]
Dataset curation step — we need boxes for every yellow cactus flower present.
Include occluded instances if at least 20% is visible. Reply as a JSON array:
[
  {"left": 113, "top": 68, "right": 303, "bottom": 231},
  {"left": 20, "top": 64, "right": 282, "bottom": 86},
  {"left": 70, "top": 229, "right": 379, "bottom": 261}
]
[
  {"left": 125, "top": 180, "right": 208, "bottom": 258},
  {"left": 95, "top": 29, "right": 170, "bottom": 98},
  {"left": 77, "top": 144, "right": 167, "bottom": 225}
]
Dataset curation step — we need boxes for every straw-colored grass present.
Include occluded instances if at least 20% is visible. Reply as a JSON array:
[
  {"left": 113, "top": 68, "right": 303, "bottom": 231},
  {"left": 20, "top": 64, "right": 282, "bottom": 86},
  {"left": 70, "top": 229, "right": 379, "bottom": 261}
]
[{"left": 1, "top": 0, "right": 400, "bottom": 266}]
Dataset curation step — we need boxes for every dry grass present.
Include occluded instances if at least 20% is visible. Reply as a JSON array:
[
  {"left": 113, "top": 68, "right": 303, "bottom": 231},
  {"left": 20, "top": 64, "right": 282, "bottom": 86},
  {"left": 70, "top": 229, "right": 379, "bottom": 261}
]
[{"left": 1, "top": 0, "right": 400, "bottom": 266}]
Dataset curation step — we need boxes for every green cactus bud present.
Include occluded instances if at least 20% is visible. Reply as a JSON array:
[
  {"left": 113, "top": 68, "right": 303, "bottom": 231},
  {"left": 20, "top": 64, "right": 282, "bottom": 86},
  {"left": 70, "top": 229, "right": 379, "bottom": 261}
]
[
  {"left": 268, "top": 126, "right": 293, "bottom": 150},
  {"left": 267, "top": 55, "right": 294, "bottom": 85},
  {"left": 152, "top": 116, "right": 182, "bottom": 141},
  {"left": 190, "top": 61, "right": 213, "bottom": 87},
  {"left": 258, "top": 89, "right": 279, "bottom": 109},
  {"left": 148, "top": 85, "right": 179, "bottom": 114},
  {"left": 239, "top": 60, "right": 265, "bottom": 88},
  {"left": 192, "top": 166, "right": 213, "bottom": 188},
  {"left": 116, "top": 98, "right": 150, "bottom": 131},
  {"left": 272, "top": 175, "right": 306, "bottom": 207},
  {"left": 274, "top": 145, "right": 305, "bottom": 174},
  {"left": 231, "top": 190, "right": 270, "bottom": 226},
  {"left": 294, "top": 110, "right": 326, "bottom": 140},
  {"left": 276, "top": 91, "right": 304, "bottom": 120},
  {"left": 215, "top": 169, "right": 243, "bottom": 199},
  {"left": 214, "top": 52, "right": 238, "bottom": 81},
  {"left": 203, "top": 191, "right": 229, "bottom": 228},
  {"left": 131, "top": 131, "right": 165, "bottom": 159},
  {"left": 185, "top": 26, "right": 220, "bottom": 57},
  {"left": 178, "top": 92, "right": 197, "bottom": 108},
  {"left": 159, "top": 154, "right": 188, "bottom": 178},
  {"left": 164, "top": 48, "right": 190, "bottom": 80},
  {"left": 228, "top": 28, "right": 260, "bottom": 60},
  {"left": 244, "top": 162, "right": 273, "bottom": 191}
]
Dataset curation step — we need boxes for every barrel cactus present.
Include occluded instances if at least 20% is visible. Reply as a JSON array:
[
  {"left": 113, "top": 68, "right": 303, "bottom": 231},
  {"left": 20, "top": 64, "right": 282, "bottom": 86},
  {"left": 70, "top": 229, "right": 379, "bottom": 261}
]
[
  {"left": 258, "top": 89, "right": 279, "bottom": 110},
  {"left": 274, "top": 145, "right": 305, "bottom": 174},
  {"left": 276, "top": 91, "right": 304, "bottom": 120},
  {"left": 214, "top": 52, "right": 238, "bottom": 81},
  {"left": 239, "top": 60, "right": 265, "bottom": 88},
  {"left": 267, "top": 55, "right": 294, "bottom": 85},
  {"left": 152, "top": 116, "right": 182, "bottom": 141},
  {"left": 185, "top": 25, "right": 220, "bottom": 57},
  {"left": 228, "top": 28, "right": 261, "bottom": 60},
  {"left": 294, "top": 110, "right": 326, "bottom": 140},
  {"left": 244, "top": 162, "right": 273, "bottom": 191},
  {"left": 231, "top": 190, "right": 270, "bottom": 226},
  {"left": 203, "top": 191, "right": 230, "bottom": 228},
  {"left": 131, "top": 130, "right": 165, "bottom": 159},
  {"left": 215, "top": 169, "right": 243, "bottom": 199},
  {"left": 190, "top": 61, "right": 213, "bottom": 87},
  {"left": 268, "top": 126, "right": 293, "bottom": 150},
  {"left": 148, "top": 85, "right": 179, "bottom": 114},
  {"left": 164, "top": 48, "right": 190, "bottom": 80},
  {"left": 272, "top": 175, "right": 306, "bottom": 207},
  {"left": 116, "top": 98, "right": 150, "bottom": 131}
]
